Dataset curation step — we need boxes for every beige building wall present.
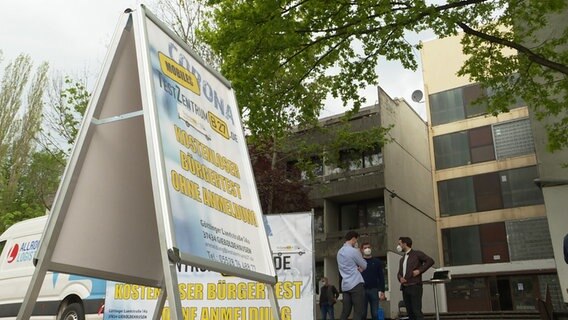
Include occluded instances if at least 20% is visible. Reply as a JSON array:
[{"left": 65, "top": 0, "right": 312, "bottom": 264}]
[
  {"left": 380, "top": 88, "right": 438, "bottom": 261},
  {"left": 421, "top": 33, "right": 552, "bottom": 270}
]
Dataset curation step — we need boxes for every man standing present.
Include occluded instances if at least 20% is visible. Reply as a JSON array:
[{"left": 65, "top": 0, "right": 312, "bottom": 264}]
[
  {"left": 337, "top": 231, "right": 367, "bottom": 320},
  {"left": 397, "top": 237, "right": 434, "bottom": 320},
  {"left": 319, "top": 277, "right": 339, "bottom": 320},
  {"left": 360, "top": 242, "right": 386, "bottom": 320}
]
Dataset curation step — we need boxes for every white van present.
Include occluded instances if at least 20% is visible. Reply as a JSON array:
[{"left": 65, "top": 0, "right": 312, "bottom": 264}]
[{"left": 0, "top": 216, "right": 105, "bottom": 320}]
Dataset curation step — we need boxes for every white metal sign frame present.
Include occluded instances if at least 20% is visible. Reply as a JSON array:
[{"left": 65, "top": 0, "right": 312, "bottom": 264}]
[{"left": 17, "top": 6, "right": 280, "bottom": 320}]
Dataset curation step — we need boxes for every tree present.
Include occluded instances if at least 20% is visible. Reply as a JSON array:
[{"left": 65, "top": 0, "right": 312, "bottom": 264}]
[
  {"left": 200, "top": 0, "right": 568, "bottom": 151},
  {"left": 248, "top": 139, "right": 312, "bottom": 214},
  {"left": 154, "top": 0, "right": 220, "bottom": 68},
  {"left": 40, "top": 75, "right": 90, "bottom": 158},
  {"left": 158, "top": 0, "right": 393, "bottom": 212},
  {"left": 0, "top": 53, "right": 50, "bottom": 232}
]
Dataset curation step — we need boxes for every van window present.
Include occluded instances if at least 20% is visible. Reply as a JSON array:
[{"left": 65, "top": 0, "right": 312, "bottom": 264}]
[{"left": 0, "top": 240, "right": 5, "bottom": 260}]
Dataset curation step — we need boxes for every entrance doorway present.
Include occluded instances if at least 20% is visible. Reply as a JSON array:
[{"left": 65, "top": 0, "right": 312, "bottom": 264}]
[{"left": 489, "top": 276, "right": 538, "bottom": 311}]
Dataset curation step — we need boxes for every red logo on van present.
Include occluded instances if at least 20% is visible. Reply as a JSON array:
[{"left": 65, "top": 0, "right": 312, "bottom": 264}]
[{"left": 7, "top": 244, "right": 19, "bottom": 263}]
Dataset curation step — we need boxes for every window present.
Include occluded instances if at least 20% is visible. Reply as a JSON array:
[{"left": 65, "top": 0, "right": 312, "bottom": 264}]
[
  {"left": 438, "top": 166, "right": 543, "bottom": 216},
  {"left": 363, "top": 145, "right": 383, "bottom": 167},
  {"left": 469, "top": 126, "right": 495, "bottom": 163},
  {"left": 438, "top": 177, "right": 476, "bottom": 216},
  {"left": 339, "top": 199, "right": 386, "bottom": 230},
  {"left": 0, "top": 240, "right": 5, "bottom": 261},
  {"left": 314, "top": 207, "right": 324, "bottom": 234},
  {"left": 443, "top": 219, "right": 553, "bottom": 267},
  {"left": 300, "top": 156, "right": 323, "bottom": 180},
  {"left": 340, "top": 204, "right": 359, "bottom": 230},
  {"left": 487, "top": 84, "right": 526, "bottom": 110},
  {"left": 430, "top": 84, "right": 489, "bottom": 125},
  {"left": 340, "top": 149, "right": 364, "bottom": 171},
  {"left": 506, "top": 218, "right": 553, "bottom": 261},
  {"left": 500, "top": 166, "right": 543, "bottom": 208},
  {"left": 473, "top": 173, "right": 502, "bottom": 212},
  {"left": 430, "top": 83, "right": 525, "bottom": 126},
  {"left": 443, "top": 222, "right": 509, "bottom": 266},
  {"left": 364, "top": 200, "right": 386, "bottom": 227},
  {"left": 433, "top": 131, "right": 470, "bottom": 169},
  {"left": 493, "top": 119, "right": 535, "bottom": 159},
  {"left": 443, "top": 225, "right": 482, "bottom": 266},
  {"left": 332, "top": 145, "right": 383, "bottom": 174},
  {"left": 463, "top": 84, "right": 488, "bottom": 118},
  {"left": 433, "top": 126, "right": 496, "bottom": 170},
  {"left": 479, "top": 223, "right": 509, "bottom": 263},
  {"left": 430, "top": 87, "right": 465, "bottom": 125}
]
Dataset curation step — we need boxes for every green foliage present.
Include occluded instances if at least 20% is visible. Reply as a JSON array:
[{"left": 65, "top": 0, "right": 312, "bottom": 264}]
[
  {"left": 155, "top": 0, "right": 220, "bottom": 68},
  {"left": 458, "top": 1, "right": 568, "bottom": 151},
  {"left": 17, "top": 151, "right": 66, "bottom": 209},
  {"left": 287, "top": 121, "right": 392, "bottom": 180},
  {"left": 0, "top": 203, "right": 44, "bottom": 234},
  {"left": 0, "top": 53, "right": 52, "bottom": 232},
  {"left": 0, "top": 55, "right": 87, "bottom": 233},
  {"left": 201, "top": 0, "right": 568, "bottom": 151},
  {"left": 42, "top": 76, "right": 90, "bottom": 157}
]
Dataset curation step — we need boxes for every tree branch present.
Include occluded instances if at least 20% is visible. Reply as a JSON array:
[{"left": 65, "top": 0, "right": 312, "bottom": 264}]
[{"left": 457, "top": 21, "right": 568, "bottom": 75}]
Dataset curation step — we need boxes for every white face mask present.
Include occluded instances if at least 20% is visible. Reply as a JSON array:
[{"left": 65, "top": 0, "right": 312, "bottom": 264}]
[
  {"left": 363, "top": 248, "right": 372, "bottom": 256},
  {"left": 396, "top": 244, "right": 403, "bottom": 253},
  {"left": 353, "top": 241, "right": 359, "bottom": 248}
]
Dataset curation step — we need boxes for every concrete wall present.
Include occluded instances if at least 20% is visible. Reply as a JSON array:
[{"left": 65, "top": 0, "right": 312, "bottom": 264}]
[
  {"left": 523, "top": 7, "right": 568, "bottom": 304},
  {"left": 380, "top": 87, "right": 438, "bottom": 261},
  {"left": 421, "top": 34, "right": 515, "bottom": 97},
  {"left": 542, "top": 186, "right": 568, "bottom": 303}
]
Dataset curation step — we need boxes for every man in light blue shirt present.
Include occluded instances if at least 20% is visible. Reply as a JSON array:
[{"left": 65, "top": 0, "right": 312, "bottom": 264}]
[{"left": 337, "top": 231, "right": 367, "bottom": 320}]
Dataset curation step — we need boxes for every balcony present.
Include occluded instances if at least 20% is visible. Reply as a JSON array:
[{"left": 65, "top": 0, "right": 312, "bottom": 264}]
[{"left": 309, "top": 165, "right": 385, "bottom": 203}]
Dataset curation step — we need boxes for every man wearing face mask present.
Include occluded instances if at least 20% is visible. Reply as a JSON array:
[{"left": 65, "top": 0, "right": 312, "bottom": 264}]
[
  {"left": 337, "top": 231, "right": 367, "bottom": 320},
  {"left": 360, "top": 242, "right": 385, "bottom": 320},
  {"left": 397, "top": 237, "right": 434, "bottom": 320}
]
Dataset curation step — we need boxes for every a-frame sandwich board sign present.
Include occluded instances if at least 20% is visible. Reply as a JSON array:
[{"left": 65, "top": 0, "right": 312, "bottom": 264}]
[{"left": 18, "top": 5, "right": 280, "bottom": 320}]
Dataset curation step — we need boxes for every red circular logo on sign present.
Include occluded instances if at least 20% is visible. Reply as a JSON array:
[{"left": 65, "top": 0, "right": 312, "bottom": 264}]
[{"left": 7, "top": 244, "right": 19, "bottom": 263}]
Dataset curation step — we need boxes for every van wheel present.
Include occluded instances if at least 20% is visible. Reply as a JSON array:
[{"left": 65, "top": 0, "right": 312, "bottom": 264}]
[{"left": 59, "top": 302, "right": 85, "bottom": 320}]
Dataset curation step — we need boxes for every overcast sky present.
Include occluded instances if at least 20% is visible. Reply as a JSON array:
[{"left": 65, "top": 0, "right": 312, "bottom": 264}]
[{"left": 0, "top": 0, "right": 435, "bottom": 120}]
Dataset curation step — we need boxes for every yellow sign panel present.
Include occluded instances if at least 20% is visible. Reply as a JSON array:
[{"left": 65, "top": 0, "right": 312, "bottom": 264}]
[
  {"left": 208, "top": 112, "right": 230, "bottom": 139},
  {"left": 159, "top": 52, "right": 200, "bottom": 95}
]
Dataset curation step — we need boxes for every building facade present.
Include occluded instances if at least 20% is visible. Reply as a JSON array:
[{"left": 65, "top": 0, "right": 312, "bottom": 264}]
[
  {"left": 421, "top": 35, "right": 566, "bottom": 312},
  {"left": 298, "top": 87, "right": 437, "bottom": 318},
  {"left": 524, "top": 7, "right": 568, "bottom": 306}
]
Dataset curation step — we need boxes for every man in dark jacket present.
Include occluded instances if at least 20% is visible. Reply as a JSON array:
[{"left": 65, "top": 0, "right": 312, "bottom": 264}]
[
  {"left": 397, "top": 236, "right": 434, "bottom": 320},
  {"left": 360, "top": 242, "right": 385, "bottom": 320},
  {"left": 319, "top": 277, "right": 339, "bottom": 320}
]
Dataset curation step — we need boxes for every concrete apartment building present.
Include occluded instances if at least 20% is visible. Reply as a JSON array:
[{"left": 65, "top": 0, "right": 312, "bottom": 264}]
[
  {"left": 301, "top": 87, "right": 438, "bottom": 317},
  {"left": 421, "top": 35, "right": 566, "bottom": 312}
]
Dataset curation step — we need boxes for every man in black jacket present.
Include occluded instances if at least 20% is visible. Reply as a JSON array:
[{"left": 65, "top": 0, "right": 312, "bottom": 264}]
[
  {"left": 360, "top": 242, "right": 385, "bottom": 320},
  {"left": 397, "top": 236, "right": 434, "bottom": 320},
  {"left": 319, "top": 277, "right": 339, "bottom": 320}
]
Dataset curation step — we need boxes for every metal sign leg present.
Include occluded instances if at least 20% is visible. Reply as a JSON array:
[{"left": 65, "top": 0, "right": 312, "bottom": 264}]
[
  {"left": 152, "top": 284, "right": 168, "bottom": 320},
  {"left": 163, "top": 262, "right": 184, "bottom": 320},
  {"left": 17, "top": 262, "right": 48, "bottom": 319},
  {"left": 267, "top": 284, "right": 282, "bottom": 320}
]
